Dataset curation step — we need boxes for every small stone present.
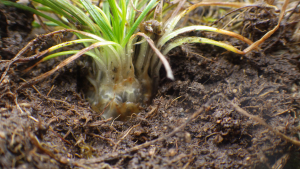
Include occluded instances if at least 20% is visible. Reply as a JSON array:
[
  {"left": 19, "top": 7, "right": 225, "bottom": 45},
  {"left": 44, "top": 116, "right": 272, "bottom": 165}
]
[
  {"left": 185, "top": 132, "right": 191, "bottom": 143},
  {"left": 167, "top": 148, "right": 177, "bottom": 157}
]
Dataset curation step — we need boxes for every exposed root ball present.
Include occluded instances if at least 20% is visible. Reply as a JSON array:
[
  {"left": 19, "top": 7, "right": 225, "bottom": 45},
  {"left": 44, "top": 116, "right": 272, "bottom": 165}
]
[{"left": 88, "top": 75, "right": 151, "bottom": 120}]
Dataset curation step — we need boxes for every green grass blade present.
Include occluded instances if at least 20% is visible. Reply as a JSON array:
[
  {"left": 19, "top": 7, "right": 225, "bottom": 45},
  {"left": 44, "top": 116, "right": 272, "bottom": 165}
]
[
  {"left": 48, "top": 39, "right": 98, "bottom": 52},
  {"left": 120, "top": 0, "right": 127, "bottom": 42},
  {"left": 122, "top": 0, "right": 158, "bottom": 47},
  {"left": 42, "top": 51, "right": 106, "bottom": 71},
  {"left": 42, "top": 50, "right": 81, "bottom": 61},
  {"left": 93, "top": 6, "right": 112, "bottom": 28},
  {"left": 53, "top": 0, "right": 102, "bottom": 34},
  {"left": 158, "top": 25, "right": 253, "bottom": 48},
  {"left": 103, "top": 0, "right": 111, "bottom": 24},
  {"left": 33, "top": 0, "right": 76, "bottom": 23},
  {"left": 80, "top": 0, "right": 116, "bottom": 41},
  {"left": 158, "top": 26, "right": 220, "bottom": 47},
  {"left": 162, "top": 36, "right": 244, "bottom": 55},
  {"left": 127, "top": 0, "right": 138, "bottom": 27},
  {"left": 107, "top": 0, "right": 122, "bottom": 43}
]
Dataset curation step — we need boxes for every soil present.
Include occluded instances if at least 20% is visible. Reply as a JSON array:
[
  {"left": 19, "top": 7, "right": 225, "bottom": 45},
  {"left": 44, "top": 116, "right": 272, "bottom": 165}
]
[{"left": 1, "top": 3, "right": 300, "bottom": 169}]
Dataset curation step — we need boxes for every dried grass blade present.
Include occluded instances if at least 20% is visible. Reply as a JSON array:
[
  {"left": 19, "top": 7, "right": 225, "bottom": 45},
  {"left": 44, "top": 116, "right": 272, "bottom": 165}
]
[
  {"left": 243, "top": 0, "right": 290, "bottom": 53},
  {"left": 134, "top": 32, "right": 174, "bottom": 80}
]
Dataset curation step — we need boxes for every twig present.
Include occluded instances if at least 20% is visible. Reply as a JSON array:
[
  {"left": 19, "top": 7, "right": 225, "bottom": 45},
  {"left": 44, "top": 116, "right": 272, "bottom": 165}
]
[
  {"left": 46, "top": 85, "right": 55, "bottom": 97},
  {"left": 113, "top": 124, "right": 140, "bottom": 151},
  {"left": 29, "top": 82, "right": 72, "bottom": 108},
  {"left": 88, "top": 133, "right": 116, "bottom": 146},
  {"left": 49, "top": 126, "right": 73, "bottom": 145},
  {"left": 223, "top": 95, "right": 300, "bottom": 146},
  {"left": 145, "top": 105, "right": 159, "bottom": 119},
  {"left": 272, "top": 109, "right": 292, "bottom": 117},
  {"left": 271, "top": 153, "right": 290, "bottom": 169},
  {"left": 182, "top": 155, "right": 195, "bottom": 169},
  {"left": 87, "top": 118, "right": 112, "bottom": 127}
]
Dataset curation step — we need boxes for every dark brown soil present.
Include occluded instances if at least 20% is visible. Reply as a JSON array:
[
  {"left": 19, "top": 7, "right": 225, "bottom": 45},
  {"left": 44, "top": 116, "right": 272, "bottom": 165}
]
[{"left": 1, "top": 3, "right": 300, "bottom": 169}]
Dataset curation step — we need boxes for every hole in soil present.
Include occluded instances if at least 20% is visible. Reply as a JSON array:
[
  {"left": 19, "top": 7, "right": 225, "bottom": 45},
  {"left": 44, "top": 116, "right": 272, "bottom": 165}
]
[
  {"left": 256, "top": 67, "right": 264, "bottom": 77},
  {"left": 165, "top": 87, "right": 178, "bottom": 97},
  {"left": 132, "top": 133, "right": 148, "bottom": 145},
  {"left": 105, "top": 158, "right": 126, "bottom": 165}
]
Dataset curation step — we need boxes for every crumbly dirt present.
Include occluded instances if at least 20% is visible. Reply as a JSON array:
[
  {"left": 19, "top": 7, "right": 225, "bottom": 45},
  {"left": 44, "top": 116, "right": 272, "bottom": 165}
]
[{"left": 1, "top": 3, "right": 300, "bottom": 169}]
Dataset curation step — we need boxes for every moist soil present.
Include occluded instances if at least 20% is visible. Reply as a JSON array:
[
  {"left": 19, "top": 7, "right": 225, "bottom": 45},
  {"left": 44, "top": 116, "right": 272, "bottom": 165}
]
[{"left": 1, "top": 4, "right": 300, "bottom": 169}]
